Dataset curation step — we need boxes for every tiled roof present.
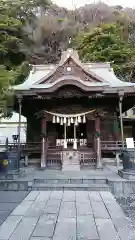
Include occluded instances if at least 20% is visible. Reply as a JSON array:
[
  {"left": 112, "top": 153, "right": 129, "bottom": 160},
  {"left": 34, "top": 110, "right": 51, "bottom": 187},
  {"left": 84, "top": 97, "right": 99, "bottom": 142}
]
[{"left": 13, "top": 49, "right": 135, "bottom": 91}]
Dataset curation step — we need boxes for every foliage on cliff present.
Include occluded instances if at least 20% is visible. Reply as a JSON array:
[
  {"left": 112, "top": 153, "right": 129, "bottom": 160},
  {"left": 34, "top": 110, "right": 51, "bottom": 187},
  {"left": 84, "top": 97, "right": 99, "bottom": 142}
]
[
  {"left": 75, "top": 23, "right": 135, "bottom": 81},
  {"left": 1, "top": 1, "right": 135, "bottom": 115}
]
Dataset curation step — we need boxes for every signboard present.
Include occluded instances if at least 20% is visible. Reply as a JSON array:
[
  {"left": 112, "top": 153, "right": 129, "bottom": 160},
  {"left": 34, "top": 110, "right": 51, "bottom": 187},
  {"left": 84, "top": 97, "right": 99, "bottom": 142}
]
[
  {"left": 8, "top": 150, "right": 19, "bottom": 170},
  {"left": 126, "top": 138, "right": 134, "bottom": 149}
]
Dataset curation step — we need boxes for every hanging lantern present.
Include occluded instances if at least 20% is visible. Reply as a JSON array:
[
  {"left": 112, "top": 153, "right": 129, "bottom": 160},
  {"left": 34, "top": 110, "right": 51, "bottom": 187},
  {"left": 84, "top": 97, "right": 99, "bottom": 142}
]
[
  {"left": 64, "top": 117, "right": 66, "bottom": 124},
  {"left": 57, "top": 116, "right": 60, "bottom": 123},
  {"left": 60, "top": 118, "right": 63, "bottom": 125},
  {"left": 83, "top": 115, "right": 86, "bottom": 123},
  {"left": 71, "top": 117, "right": 74, "bottom": 124},
  {"left": 68, "top": 118, "right": 71, "bottom": 126},
  {"left": 52, "top": 116, "right": 56, "bottom": 123},
  {"left": 78, "top": 116, "right": 81, "bottom": 123}
]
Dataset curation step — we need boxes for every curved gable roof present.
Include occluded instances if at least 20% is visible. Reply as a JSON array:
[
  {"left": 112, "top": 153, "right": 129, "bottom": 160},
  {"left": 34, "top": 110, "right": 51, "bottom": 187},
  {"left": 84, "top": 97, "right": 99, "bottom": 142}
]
[{"left": 13, "top": 49, "right": 135, "bottom": 93}]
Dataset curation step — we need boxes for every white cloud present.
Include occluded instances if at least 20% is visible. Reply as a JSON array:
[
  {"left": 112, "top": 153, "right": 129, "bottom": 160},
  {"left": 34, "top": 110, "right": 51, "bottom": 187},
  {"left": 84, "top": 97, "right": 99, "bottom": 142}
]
[{"left": 53, "top": 0, "right": 135, "bottom": 9}]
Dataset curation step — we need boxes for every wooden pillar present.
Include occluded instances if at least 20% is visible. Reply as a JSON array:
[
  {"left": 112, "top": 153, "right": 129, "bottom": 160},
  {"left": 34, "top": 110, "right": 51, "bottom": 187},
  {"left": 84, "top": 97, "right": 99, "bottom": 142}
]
[
  {"left": 95, "top": 115, "right": 102, "bottom": 168},
  {"left": 113, "top": 112, "right": 121, "bottom": 141},
  {"left": 17, "top": 95, "right": 22, "bottom": 169},
  {"left": 119, "top": 93, "right": 124, "bottom": 149},
  {"left": 41, "top": 118, "right": 47, "bottom": 168}
]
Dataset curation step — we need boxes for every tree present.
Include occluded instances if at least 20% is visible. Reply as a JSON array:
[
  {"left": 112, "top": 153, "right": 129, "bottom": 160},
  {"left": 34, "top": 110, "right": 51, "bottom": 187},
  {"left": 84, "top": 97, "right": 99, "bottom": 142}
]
[
  {"left": 75, "top": 23, "right": 135, "bottom": 81},
  {"left": 0, "top": 0, "right": 51, "bottom": 117},
  {"left": 26, "top": 14, "right": 79, "bottom": 64}
]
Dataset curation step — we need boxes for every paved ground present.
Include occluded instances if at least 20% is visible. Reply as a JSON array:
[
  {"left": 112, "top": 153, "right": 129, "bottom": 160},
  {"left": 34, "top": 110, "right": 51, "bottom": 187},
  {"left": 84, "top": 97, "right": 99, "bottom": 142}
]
[
  {"left": 0, "top": 190, "right": 134, "bottom": 240},
  {"left": 0, "top": 192, "right": 28, "bottom": 226}
]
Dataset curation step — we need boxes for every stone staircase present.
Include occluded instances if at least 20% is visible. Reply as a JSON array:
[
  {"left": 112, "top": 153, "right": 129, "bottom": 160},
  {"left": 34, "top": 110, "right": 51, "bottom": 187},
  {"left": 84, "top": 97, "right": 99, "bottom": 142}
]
[
  {"left": 46, "top": 147, "right": 96, "bottom": 170},
  {"left": 31, "top": 177, "right": 111, "bottom": 191},
  {"left": 0, "top": 175, "right": 111, "bottom": 191}
]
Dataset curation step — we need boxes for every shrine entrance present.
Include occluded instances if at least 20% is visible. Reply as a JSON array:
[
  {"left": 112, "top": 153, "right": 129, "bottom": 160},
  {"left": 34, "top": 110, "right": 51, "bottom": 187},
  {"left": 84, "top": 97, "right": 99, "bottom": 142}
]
[
  {"left": 66, "top": 123, "right": 87, "bottom": 140},
  {"left": 67, "top": 123, "right": 87, "bottom": 147},
  {"left": 43, "top": 108, "right": 101, "bottom": 170},
  {"left": 55, "top": 123, "right": 87, "bottom": 148},
  {"left": 47, "top": 110, "right": 94, "bottom": 150}
]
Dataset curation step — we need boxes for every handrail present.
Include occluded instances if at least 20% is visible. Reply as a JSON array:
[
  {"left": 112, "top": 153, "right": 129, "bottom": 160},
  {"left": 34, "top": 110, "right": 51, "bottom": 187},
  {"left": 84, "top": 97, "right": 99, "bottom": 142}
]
[
  {"left": 0, "top": 141, "right": 132, "bottom": 152},
  {"left": 101, "top": 141, "right": 127, "bottom": 150}
]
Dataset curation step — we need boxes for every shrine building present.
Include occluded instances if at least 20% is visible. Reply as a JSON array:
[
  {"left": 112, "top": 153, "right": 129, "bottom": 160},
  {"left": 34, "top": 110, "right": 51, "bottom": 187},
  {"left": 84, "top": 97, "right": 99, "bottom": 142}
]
[{"left": 13, "top": 49, "right": 135, "bottom": 170}]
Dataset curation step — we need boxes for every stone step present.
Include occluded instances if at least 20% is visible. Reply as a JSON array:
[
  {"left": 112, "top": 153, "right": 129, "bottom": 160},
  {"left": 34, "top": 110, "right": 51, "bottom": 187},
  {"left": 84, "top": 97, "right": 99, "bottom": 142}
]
[
  {"left": 31, "top": 183, "right": 111, "bottom": 191},
  {"left": 62, "top": 160, "right": 79, "bottom": 163},
  {"left": 63, "top": 160, "right": 79, "bottom": 162},
  {"left": 62, "top": 164, "right": 79, "bottom": 167},
  {"left": 0, "top": 180, "right": 30, "bottom": 191},
  {"left": 62, "top": 164, "right": 80, "bottom": 171},
  {"left": 34, "top": 178, "right": 107, "bottom": 184}
]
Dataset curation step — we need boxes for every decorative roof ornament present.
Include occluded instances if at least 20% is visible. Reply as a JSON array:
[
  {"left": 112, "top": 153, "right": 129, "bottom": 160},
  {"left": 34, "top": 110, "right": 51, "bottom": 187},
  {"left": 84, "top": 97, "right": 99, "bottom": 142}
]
[
  {"left": 67, "top": 67, "right": 71, "bottom": 72},
  {"left": 46, "top": 109, "right": 95, "bottom": 119}
]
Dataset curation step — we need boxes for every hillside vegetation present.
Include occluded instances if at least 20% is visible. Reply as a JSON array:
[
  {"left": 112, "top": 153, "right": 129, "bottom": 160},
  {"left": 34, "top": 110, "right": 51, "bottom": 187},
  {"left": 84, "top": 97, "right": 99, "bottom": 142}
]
[{"left": 1, "top": 0, "right": 135, "bottom": 115}]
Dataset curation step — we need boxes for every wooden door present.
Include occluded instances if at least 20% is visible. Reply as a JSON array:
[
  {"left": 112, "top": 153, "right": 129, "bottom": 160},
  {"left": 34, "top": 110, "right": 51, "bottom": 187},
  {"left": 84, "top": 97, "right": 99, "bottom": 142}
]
[{"left": 47, "top": 122, "right": 57, "bottom": 147}]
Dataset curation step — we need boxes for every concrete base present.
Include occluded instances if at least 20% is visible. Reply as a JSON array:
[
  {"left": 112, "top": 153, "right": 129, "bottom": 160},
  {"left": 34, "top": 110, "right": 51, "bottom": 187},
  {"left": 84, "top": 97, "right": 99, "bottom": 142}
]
[
  {"left": 118, "top": 169, "right": 135, "bottom": 180},
  {"left": 0, "top": 169, "right": 24, "bottom": 180}
]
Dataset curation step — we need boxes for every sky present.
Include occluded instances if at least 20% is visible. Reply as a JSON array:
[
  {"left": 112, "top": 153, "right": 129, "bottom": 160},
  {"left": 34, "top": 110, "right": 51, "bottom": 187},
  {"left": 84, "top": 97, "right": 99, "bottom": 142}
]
[{"left": 53, "top": 0, "right": 135, "bottom": 9}]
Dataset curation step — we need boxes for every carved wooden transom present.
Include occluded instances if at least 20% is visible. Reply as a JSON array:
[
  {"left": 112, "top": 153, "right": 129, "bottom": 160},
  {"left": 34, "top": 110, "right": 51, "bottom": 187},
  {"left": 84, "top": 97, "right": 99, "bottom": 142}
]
[{"left": 54, "top": 85, "right": 83, "bottom": 98}]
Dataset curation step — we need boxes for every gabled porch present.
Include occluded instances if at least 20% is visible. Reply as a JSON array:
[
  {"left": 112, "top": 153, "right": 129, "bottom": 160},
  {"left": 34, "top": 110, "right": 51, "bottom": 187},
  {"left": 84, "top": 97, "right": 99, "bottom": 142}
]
[{"left": 12, "top": 48, "right": 135, "bottom": 171}]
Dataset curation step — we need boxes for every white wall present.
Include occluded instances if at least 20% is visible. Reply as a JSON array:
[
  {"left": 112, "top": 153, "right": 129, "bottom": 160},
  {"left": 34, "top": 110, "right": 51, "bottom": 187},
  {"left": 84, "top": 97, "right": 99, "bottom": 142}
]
[
  {"left": 0, "top": 125, "right": 26, "bottom": 143},
  {"left": 0, "top": 112, "right": 27, "bottom": 144}
]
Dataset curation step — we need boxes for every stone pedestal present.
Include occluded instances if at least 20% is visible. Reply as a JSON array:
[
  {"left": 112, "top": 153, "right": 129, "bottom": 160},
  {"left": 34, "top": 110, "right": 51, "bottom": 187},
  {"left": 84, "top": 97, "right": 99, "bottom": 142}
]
[
  {"left": 118, "top": 169, "right": 135, "bottom": 180},
  {"left": 41, "top": 138, "right": 46, "bottom": 168},
  {"left": 62, "top": 151, "right": 80, "bottom": 171},
  {"left": 24, "top": 155, "right": 28, "bottom": 167}
]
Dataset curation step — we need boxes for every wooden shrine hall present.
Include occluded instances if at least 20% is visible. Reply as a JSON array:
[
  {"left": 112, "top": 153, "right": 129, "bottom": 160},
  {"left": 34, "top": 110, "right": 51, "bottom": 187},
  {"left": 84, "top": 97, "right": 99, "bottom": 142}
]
[{"left": 13, "top": 48, "right": 135, "bottom": 170}]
